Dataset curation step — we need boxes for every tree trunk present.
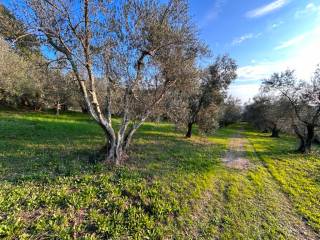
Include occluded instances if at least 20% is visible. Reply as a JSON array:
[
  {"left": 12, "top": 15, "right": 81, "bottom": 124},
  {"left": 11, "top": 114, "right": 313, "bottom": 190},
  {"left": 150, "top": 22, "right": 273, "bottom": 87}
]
[
  {"left": 297, "top": 138, "right": 306, "bottom": 153},
  {"left": 270, "top": 127, "right": 280, "bottom": 138},
  {"left": 103, "top": 132, "right": 132, "bottom": 165},
  {"left": 80, "top": 105, "right": 88, "bottom": 113},
  {"left": 56, "top": 102, "right": 60, "bottom": 116},
  {"left": 61, "top": 104, "right": 68, "bottom": 112},
  {"left": 305, "top": 125, "right": 314, "bottom": 153},
  {"left": 104, "top": 138, "right": 121, "bottom": 165},
  {"left": 293, "top": 124, "right": 306, "bottom": 153},
  {"left": 295, "top": 125, "right": 314, "bottom": 154},
  {"left": 185, "top": 122, "right": 193, "bottom": 138}
]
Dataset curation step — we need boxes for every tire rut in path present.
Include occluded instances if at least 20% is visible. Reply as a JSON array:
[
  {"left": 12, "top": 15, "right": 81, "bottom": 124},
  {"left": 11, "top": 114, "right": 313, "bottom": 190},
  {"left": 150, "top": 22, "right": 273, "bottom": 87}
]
[
  {"left": 223, "top": 130, "right": 319, "bottom": 239},
  {"left": 222, "top": 132, "right": 250, "bottom": 170}
]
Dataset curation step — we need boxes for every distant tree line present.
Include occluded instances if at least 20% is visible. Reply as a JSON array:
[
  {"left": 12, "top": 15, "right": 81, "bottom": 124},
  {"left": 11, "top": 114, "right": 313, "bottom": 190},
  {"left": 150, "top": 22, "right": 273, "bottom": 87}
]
[
  {"left": 243, "top": 67, "right": 320, "bottom": 153},
  {"left": 0, "top": 4, "right": 81, "bottom": 113}
]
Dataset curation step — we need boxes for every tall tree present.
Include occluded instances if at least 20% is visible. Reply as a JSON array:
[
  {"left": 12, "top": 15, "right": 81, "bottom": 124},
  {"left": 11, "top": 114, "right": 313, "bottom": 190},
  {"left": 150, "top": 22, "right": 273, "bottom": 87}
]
[
  {"left": 218, "top": 96, "right": 242, "bottom": 127},
  {"left": 263, "top": 67, "right": 320, "bottom": 153},
  {"left": 20, "top": 0, "right": 205, "bottom": 164},
  {"left": 185, "top": 55, "right": 237, "bottom": 138}
]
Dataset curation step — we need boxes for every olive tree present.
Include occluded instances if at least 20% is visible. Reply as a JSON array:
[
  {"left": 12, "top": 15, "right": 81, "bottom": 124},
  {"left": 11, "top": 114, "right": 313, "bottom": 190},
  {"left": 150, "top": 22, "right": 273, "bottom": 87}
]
[
  {"left": 0, "top": 37, "right": 45, "bottom": 109},
  {"left": 20, "top": 0, "right": 205, "bottom": 164},
  {"left": 0, "top": 4, "right": 39, "bottom": 55},
  {"left": 184, "top": 55, "right": 237, "bottom": 138},
  {"left": 44, "top": 70, "right": 80, "bottom": 114},
  {"left": 243, "top": 94, "right": 290, "bottom": 137},
  {"left": 263, "top": 68, "right": 320, "bottom": 153},
  {"left": 218, "top": 96, "right": 242, "bottom": 127}
]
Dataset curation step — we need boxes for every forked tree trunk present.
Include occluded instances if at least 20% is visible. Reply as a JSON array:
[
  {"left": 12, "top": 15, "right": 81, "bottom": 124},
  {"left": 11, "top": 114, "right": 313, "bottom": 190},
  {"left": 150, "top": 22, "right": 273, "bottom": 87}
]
[
  {"left": 102, "top": 120, "right": 143, "bottom": 165},
  {"left": 185, "top": 122, "right": 193, "bottom": 138},
  {"left": 105, "top": 134, "right": 126, "bottom": 165}
]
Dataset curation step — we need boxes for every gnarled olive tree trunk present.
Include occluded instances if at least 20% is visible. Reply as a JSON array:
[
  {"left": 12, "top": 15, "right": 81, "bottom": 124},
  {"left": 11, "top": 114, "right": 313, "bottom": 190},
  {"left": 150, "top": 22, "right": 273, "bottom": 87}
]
[
  {"left": 294, "top": 124, "right": 314, "bottom": 154},
  {"left": 185, "top": 122, "right": 194, "bottom": 138}
]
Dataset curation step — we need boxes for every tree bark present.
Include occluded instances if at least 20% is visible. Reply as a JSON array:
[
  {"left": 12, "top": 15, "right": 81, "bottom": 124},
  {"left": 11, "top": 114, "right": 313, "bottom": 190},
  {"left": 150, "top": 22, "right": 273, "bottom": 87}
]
[
  {"left": 185, "top": 122, "right": 193, "bottom": 138},
  {"left": 102, "top": 120, "right": 144, "bottom": 165},
  {"left": 293, "top": 124, "right": 306, "bottom": 153},
  {"left": 56, "top": 102, "right": 60, "bottom": 116},
  {"left": 297, "top": 138, "right": 306, "bottom": 153},
  {"left": 305, "top": 125, "right": 314, "bottom": 153},
  {"left": 270, "top": 127, "right": 280, "bottom": 138},
  {"left": 295, "top": 125, "right": 314, "bottom": 154}
]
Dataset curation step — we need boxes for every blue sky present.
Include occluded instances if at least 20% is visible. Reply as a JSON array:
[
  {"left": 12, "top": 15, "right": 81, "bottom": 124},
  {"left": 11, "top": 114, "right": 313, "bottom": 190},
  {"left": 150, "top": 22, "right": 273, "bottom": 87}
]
[
  {"left": 188, "top": 0, "right": 320, "bottom": 102},
  {"left": 2, "top": 0, "right": 320, "bottom": 102}
]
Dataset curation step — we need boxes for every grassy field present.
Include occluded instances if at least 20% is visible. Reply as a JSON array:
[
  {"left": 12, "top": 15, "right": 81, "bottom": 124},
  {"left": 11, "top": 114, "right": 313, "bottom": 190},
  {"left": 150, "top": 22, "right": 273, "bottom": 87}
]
[{"left": 0, "top": 110, "right": 319, "bottom": 239}]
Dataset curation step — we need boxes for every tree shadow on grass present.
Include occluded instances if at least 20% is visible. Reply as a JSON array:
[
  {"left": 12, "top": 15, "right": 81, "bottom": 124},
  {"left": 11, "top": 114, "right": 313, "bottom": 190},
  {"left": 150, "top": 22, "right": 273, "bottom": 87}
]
[
  {"left": 0, "top": 114, "right": 226, "bottom": 184},
  {"left": 127, "top": 136, "right": 223, "bottom": 177},
  {"left": 2, "top": 114, "right": 308, "bottom": 185}
]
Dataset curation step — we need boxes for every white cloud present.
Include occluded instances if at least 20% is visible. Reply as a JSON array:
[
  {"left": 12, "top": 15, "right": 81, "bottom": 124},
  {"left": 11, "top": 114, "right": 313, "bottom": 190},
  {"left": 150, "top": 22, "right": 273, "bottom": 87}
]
[
  {"left": 231, "top": 33, "right": 262, "bottom": 46},
  {"left": 237, "top": 64, "right": 276, "bottom": 82},
  {"left": 229, "top": 26, "right": 320, "bottom": 103},
  {"left": 228, "top": 83, "right": 261, "bottom": 103},
  {"left": 232, "top": 34, "right": 254, "bottom": 46},
  {"left": 295, "top": 2, "right": 320, "bottom": 18},
  {"left": 274, "top": 34, "right": 306, "bottom": 50},
  {"left": 237, "top": 43, "right": 320, "bottom": 83},
  {"left": 246, "top": 0, "right": 289, "bottom": 18}
]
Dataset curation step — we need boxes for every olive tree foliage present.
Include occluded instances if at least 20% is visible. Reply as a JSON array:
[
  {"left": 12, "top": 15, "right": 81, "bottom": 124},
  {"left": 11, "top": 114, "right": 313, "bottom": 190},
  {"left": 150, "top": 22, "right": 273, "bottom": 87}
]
[
  {"left": 184, "top": 55, "right": 237, "bottom": 138},
  {"left": 44, "top": 70, "right": 80, "bottom": 114},
  {"left": 0, "top": 36, "right": 80, "bottom": 111},
  {"left": 263, "top": 67, "right": 320, "bottom": 153},
  {"left": 164, "top": 90, "right": 190, "bottom": 129},
  {"left": 162, "top": 65, "right": 199, "bottom": 129},
  {"left": 0, "top": 37, "right": 45, "bottom": 109},
  {"left": 243, "top": 94, "right": 290, "bottom": 137},
  {"left": 0, "top": 4, "right": 79, "bottom": 111},
  {"left": 0, "top": 4, "right": 44, "bottom": 109},
  {"left": 0, "top": 4, "right": 39, "bottom": 55},
  {"left": 20, "top": 0, "right": 206, "bottom": 164},
  {"left": 218, "top": 96, "right": 242, "bottom": 127}
]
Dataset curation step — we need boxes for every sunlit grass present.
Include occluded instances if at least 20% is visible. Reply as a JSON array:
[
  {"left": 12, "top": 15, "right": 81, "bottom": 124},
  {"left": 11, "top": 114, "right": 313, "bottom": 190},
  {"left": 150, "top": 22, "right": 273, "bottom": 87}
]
[
  {"left": 0, "top": 110, "right": 319, "bottom": 238},
  {"left": 244, "top": 127, "right": 320, "bottom": 233}
]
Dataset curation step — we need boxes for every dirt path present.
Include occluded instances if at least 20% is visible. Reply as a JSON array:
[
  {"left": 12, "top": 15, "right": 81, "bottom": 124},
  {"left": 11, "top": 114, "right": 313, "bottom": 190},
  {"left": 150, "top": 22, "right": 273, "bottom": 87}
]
[
  {"left": 223, "top": 132, "right": 250, "bottom": 170},
  {"left": 222, "top": 129, "right": 319, "bottom": 239}
]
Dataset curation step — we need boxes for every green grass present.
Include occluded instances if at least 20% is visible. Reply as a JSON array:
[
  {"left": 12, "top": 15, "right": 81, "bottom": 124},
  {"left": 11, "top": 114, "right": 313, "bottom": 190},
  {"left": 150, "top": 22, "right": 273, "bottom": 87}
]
[
  {"left": 243, "top": 126, "right": 320, "bottom": 233},
  {"left": 0, "top": 110, "right": 319, "bottom": 239}
]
